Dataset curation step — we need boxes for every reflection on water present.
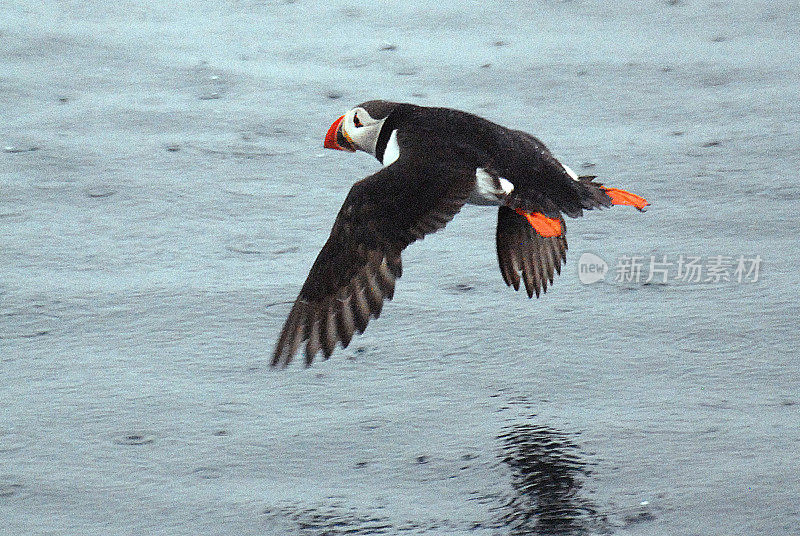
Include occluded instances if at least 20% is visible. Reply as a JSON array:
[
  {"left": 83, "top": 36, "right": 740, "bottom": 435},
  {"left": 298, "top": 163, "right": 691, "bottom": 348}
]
[{"left": 497, "top": 419, "right": 610, "bottom": 535}]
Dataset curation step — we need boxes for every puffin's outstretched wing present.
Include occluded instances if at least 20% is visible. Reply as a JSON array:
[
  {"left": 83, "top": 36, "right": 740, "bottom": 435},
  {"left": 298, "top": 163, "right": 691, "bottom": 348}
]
[
  {"left": 273, "top": 158, "right": 476, "bottom": 367},
  {"left": 496, "top": 205, "right": 568, "bottom": 298}
]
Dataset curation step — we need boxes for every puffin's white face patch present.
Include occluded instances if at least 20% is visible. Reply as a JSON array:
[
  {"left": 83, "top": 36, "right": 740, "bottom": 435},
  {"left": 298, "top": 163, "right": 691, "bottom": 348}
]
[
  {"left": 382, "top": 129, "right": 400, "bottom": 166},
  {"left": 342, "top": 107, "right": 385, "bottom": 156}
]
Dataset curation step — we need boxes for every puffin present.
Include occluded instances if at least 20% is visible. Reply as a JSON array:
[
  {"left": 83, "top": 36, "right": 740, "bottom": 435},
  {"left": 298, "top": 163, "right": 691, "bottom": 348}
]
[{"left": 272, "top": 101, "right": 648, "bottom": 367}]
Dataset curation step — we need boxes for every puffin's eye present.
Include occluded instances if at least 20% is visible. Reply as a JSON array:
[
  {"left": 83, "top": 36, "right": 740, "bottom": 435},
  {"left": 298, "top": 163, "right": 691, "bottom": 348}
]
[{"left": 353, "top": 114, "right": 363, "bottom": 128}]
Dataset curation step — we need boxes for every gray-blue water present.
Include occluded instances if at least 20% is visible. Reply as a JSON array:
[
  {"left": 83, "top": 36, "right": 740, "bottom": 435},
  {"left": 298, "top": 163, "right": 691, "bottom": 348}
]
[{"left": 2, "top": 1, "right": 799, "bottom": 534}]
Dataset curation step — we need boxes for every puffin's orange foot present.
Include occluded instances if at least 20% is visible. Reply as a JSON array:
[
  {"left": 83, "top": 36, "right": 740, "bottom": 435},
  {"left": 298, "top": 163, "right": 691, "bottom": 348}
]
[
  {"left": 515, "top": 209, "right": 564, "bottom": 237},
  {"left": 601, "top": 187, "right": 649, "bottom": 211}
]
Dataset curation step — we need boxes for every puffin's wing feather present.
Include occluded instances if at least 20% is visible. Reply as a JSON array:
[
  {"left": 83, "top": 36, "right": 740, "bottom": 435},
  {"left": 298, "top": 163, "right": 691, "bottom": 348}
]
[
  {"left": 272, "top": 158, "right": 476, "bottom": 368},
  {"left": 495, "top": 206, "right": 568, "bottom": 299}
]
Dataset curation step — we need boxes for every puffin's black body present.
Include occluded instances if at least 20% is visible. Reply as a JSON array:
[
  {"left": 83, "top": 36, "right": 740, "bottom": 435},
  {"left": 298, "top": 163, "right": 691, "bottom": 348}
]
[
  {"left": 374, "top": 104, "right": 610, "bottom": 218},
  {"left": 272, "top": 102, "right": 648, "bottom": 367}
]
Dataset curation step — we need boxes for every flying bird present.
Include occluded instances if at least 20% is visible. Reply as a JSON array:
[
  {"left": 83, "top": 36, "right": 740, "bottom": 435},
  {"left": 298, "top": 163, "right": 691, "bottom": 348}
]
[{"left": 272, "top": 101, "right": 648, "bottom": 367}]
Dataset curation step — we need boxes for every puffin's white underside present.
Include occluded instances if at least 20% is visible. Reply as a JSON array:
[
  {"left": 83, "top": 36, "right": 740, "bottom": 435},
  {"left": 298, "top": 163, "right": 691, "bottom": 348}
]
[
  {"left": 467, "top": 168, "right": 514, "bottom": 206},
  {"left": 382, "top": 129, "right": 400, "bottom": 166}
]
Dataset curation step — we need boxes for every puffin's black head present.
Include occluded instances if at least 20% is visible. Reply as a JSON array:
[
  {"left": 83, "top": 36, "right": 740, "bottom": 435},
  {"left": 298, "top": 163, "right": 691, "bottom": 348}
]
[{"left": 324, "top": 100, "right": 398, "bottom": 156}]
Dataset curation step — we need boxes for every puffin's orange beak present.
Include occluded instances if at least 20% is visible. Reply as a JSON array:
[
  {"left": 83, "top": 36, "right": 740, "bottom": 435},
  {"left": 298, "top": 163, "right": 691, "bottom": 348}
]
[{"left": 324, "top": 115, "right": 356, "bottom": 152}]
